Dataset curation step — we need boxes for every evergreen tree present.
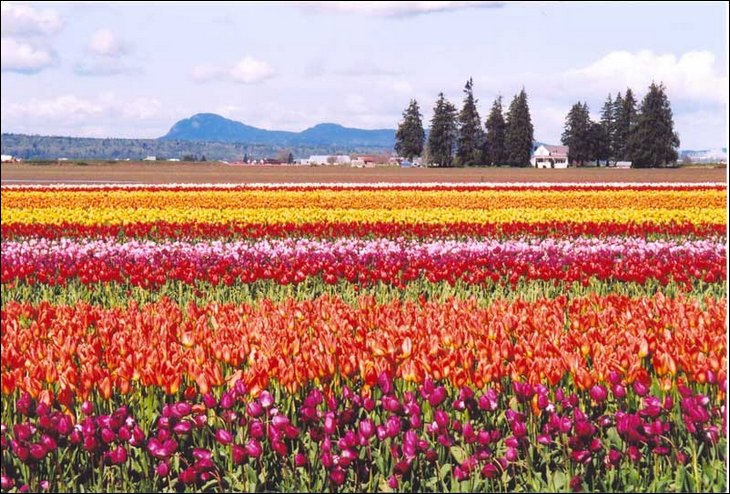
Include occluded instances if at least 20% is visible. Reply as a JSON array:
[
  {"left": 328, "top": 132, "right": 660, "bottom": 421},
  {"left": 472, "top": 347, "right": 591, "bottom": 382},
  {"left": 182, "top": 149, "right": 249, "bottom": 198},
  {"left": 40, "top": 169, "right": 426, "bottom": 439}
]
[
  {"left": 427, "top": 93, "right": 458, "bottom": 167},
  {"left": 456, "top": 78, "right": 485, "bottom": 166},
  {"left": 614, "top": 88, "right": 637, "bottom": 160},
  {"left": 627, "top": 82, "right": 680, "bottom": 168},
  {"left": 504, "top": 89, "right": 534, "bottom": 167},
  {"left": 394, "top": 99, "right": 426, "bottom": 160},
  {"left": 484, "top": 96, "right": 506, "bottom": 166},
  {"left": 287, "top": 152, "right": 294, "bottom": 164},
  {"left": 589, "top": 121, "right": 611, "bottom": 165},
  {"left": 599, "top": 93, "right": 615, "bottom": 161},
  {"left": 561, "top": 102, "right": 593, "bottom": 166}
]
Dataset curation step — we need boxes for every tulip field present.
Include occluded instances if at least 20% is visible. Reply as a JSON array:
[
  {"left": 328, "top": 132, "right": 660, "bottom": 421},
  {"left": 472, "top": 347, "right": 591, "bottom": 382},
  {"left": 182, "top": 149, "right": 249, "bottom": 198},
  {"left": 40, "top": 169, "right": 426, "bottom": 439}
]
[{"left": 0, "top": 182, "right": 727, "bottom": 492}]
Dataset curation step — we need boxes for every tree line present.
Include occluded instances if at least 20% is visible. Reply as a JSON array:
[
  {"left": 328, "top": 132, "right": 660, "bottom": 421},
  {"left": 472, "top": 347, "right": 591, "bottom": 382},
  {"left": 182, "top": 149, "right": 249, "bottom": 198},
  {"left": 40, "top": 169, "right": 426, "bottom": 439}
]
[
  {"left": 396, "top": 79, "right": 534, "bottom": 167},
  {"left": 562, "top": 82, "right": 679, "bottom": 168},
  {"left": 395, "top": 80, "right": 680, "bottom": 168}
]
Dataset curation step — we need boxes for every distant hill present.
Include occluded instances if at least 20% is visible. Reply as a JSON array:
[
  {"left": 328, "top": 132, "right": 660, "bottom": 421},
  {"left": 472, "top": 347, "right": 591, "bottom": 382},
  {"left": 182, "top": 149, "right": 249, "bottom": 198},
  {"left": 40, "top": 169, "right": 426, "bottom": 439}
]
[
  {"left": 680, "top": 148, "right": 727, "bottom": 163},
  {"left": 161, "top": 113, "right": 396, "bottom": 148}
]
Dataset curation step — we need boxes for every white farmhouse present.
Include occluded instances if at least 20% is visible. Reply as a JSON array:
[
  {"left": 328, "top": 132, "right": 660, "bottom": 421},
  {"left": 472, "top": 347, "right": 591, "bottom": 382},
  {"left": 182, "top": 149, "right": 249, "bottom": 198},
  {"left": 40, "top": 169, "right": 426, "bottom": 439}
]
[
  {"left": 1, "top": 154, "right": 14, "bottom": 162},
  {"left": 307, "top": 155, "right": 351, "bottom": 165},
  {"left": 531, "top": 145, "right": 569, "bottom": 168}
]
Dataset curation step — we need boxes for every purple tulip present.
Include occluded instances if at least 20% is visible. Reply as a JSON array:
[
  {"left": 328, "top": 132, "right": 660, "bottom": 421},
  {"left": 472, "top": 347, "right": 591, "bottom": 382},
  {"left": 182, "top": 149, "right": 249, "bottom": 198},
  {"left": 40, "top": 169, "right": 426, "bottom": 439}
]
[
  {"left": 294, "top": 452, "right": 307, "bottom": 467},
  {"left": 108, "top": 445, "right": 127, "bottom": 465},
  {"left": 202, "top": 393, "right": 218, "bottom": 409},
  {"left": 245, "top": 439, "right": 262, "bottom": 459},
  {"left": 570, "top": 475, "right": 583, "bottom": 492},
  {"left": 215, "top": 429, "right": 234, "bottom": 445},
  {"left": 505, "top": 446, "right": 518, "bottom": 463},
  {"left": 271, "top": 414, "right": 290, "bottom": 429},
  {"left": 330, "top": 468, "right": 346, "bottom": 486},
  {"left": 14, "top": 424, "right": 34, "bottom": 442},
  {"left": 590, "top": 385, "right": 608, "bottom": 404},
  {"left": 101, "top": 428, "right": 116, "bottom": 444},
  {"left": 220, "top": 392, "right": 235, "bottom": 410},
  {"left": 512, "top": 420, "right": 528, "bottom": 438},
  {"left": 29, "top": 443, "right": 46, "bottom": 460},
  {"left": 606, "top": 448, "right": 622, "bottom": 468},
  {"left": 173, "top": 421, "right": 193, "bottom": 435},
  {"left": 272, "top": 440, "right": 288, "bottom": 457},
  {"left": 387, "top": 475, "right": 399, "bottom": 489},
  {"left": 247, "top": 401, "right": 264, "bottom": 418},
  {"left": 627, "top": 445, "right": 642, "bottom": 463},
  {"left": 382, "top": 396, "right": 402, "bottom": 413},
  {"left": 156, "top": 461, "right": 170, "bottom": 477},
  {"left": 434, "top": 410, "right": 449, "bottom": 429},
  {"left": 323, "top": 413, "right": 337, "bottom": 435},
  {"left": 429, "top": 387, "right": 447, "bottom": 407},
  {"left": 81, "top": 400, "right": 94, "bottom": 416},
  {"left": 633, "top": 380, "right": 649, "bottom": 397},
  {"left": 481, "top": 463, "right": 499, "bottom": 479},
  {"left": 179, "top": 467, "right": 197, "bottom": 485},
  {"left": 232, "top": 445, "right": 247, "bottom": 465},
  {"left": 537, "top": 433, "right": 552, "bottom": 445},
  {"left": 377, "top": 371, "right": 393, "bottom": 395},
  {"left": 394, "top": 459, "right": 411, "bottom": 476},
  {"left": 259, "top": 391, "right": 274, "bottom": 408},
  {"left": 358, "top": 419, "right": 374, "bottom": 440},
  {"left": 386, "top": 416, "right": 401, "bottom": 438},
  {"left": 17, "top": 393, "right": 35, "bottom": 417},
  {"left": 363, "top": 397, "right": 375, "bottom": 412},
  {"left": 571, "top": 449, "right": 591, "bottom": 464},
  {"left": 39, "top": 434, "right": 57, "bottom": 452},
  {"left": 1, "top": 475, "right": 14, "bottom": 490},
  {"left": 612, "top": 384, "right": 627, "bottom": 399}
]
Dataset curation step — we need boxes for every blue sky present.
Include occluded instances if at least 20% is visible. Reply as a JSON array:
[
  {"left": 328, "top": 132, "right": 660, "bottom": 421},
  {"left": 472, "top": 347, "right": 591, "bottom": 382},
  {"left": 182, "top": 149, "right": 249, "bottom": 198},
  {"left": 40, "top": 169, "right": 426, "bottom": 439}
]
[{"left": 1, "top": 1, "right": 727, "bottom": 149}]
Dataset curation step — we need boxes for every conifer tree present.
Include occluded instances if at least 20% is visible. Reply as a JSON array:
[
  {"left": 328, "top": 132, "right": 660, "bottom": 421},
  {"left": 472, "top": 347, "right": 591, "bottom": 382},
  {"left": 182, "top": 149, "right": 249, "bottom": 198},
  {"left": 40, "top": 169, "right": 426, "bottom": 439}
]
[
  {"left": 484, "top": 96, "right": 506, "bottom": 166},
  {"left": 628, "top": 82, "right": 680, "bottom": 167},
  {"left": 427, "top": 93, "right": 458, "bottom": 167},
  {"left": 394, "top": 99, "right": 426, "bottom": 160},
  {"left": 504, "top": 89, "right": 534, "bottom": 167},
  {"left": 456, "top": 78, "right": 485, "bottom": 166}
]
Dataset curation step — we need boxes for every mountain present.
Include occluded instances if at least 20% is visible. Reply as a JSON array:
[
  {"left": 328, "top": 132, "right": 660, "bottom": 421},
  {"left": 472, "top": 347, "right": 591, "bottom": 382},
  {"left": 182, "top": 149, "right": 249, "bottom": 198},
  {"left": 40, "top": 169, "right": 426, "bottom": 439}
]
[
  {"left": 161, "top": 113, "right": 396, "bottom": 148},
  {"left": 680, "top": 148, "right": 727, "bottom": 163}
]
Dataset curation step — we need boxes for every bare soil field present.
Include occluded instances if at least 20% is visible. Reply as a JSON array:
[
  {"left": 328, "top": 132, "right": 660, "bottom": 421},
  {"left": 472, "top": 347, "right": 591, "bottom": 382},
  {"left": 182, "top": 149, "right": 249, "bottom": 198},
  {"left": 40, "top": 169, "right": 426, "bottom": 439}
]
[{"left": 1, "top": 162, "right": 727, "bottom": 184}]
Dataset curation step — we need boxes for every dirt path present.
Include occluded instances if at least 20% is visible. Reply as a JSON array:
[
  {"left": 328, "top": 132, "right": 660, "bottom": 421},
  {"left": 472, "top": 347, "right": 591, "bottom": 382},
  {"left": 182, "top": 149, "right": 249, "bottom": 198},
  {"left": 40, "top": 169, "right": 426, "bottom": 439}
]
[{"left": 1, "top": 162, "right": 726, "bottom": 184}]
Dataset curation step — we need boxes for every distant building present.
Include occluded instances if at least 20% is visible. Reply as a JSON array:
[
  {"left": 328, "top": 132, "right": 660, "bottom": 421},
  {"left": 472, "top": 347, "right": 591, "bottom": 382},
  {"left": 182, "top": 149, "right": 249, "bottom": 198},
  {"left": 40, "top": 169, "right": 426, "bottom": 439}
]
[
  {"left": 58, "top": 157, "right": 69, "bottom": 161},
  {"left": 615, "top": 161, "right": 632, "bottom": 169},
  {"left": 1, "top": 154, "right": 14, "bottom": 162},
  {"left": 167, "top": 158, "right": 180, "bottom": 162},
  {"left": 143, "top": 156, "right": 157, "bottom": 161},
  {"left": 531, "top": 145, "right": 569, "bottom": 168},
  {"left": 308, "top": 155, "right": 351, "bottom": 165}
]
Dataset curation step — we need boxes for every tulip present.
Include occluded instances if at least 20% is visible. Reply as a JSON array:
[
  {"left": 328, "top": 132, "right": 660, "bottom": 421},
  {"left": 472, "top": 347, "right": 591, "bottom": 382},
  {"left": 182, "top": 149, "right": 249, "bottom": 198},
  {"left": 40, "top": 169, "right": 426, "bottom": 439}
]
[
  {"left": 179, "top": 467, "right": 197, "bottom": 485},
  {"left": 156, "top": 461, "right": 170, "bottom": 477},
  {"left": 388, "top": 475, "right": 399, "bottom": 489},
  {"left": 1, "top": 475, "right": 14, "bottom": 490},
  {"left": 245, "top": 439, "right": 262, "bottom": 459},
  {"left": 17, "top": 393, "right": 35, "bottom": 417},
  {"left": 108, "top": 445, "right": 127, "bottom": 465},
  {"left": 607, "top": 448, "right": 622, "bottom": 468},
  {"left": 570, "top": 475, "right": 583, "bottom": 492},
  {"left": 377, "top": 371, "right": 393, "bottom": 395},
  {"left": 101, "top": 428, "right": 116, "bottom": 444},
  {"left": 81, "top": 401, "right": 94, "bottom": 416},
  {"left": 429, "top": 387, "right": 447, "bottom": 407},
  {"left": 382, "top": 396, "right": 401, "bottom": 413},
  {"left": 482, "top": 463, "right": 499, "bottom": 479},
  {"left": 358, "top": 419, "right": 374, "bottom": 440},
  {"left": 232, "top": 445, "right": 247, "bottom": 465},
  {"left": 590, "top": 385, "right": 608, "bottom": 404},
  {"left": 202, "top": 393, "right": 218, "bottom": 409},
  {"left": 215, "top": 429, "right": 234, "bottom": 445},
  {"left": 246, "top": 401, "right": 264, "bottom": 418},
  {"left": 323, "top": 413, "right": 337, "bottom": 435},
  {"left": 505, "top": 447, "right": 518, "bottom": 463},
  {"left": 294, "top": 452, "right": 308, "bottom": 467},
  {"left": 330, "top": 468, "right": 346, "bottom": 487},
  {"left": 259, "top": 391, "right": 274, "bottom": 408},
  {"left": 220, "top": 392, "right": 235, "bottom": 410}
]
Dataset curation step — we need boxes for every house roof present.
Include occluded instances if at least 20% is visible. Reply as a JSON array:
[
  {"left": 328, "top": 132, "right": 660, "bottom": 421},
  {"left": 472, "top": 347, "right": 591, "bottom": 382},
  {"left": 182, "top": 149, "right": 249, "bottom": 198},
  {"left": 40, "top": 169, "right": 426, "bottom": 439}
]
[{"left": 543, "top": 145, "right": 569, "bottom": 156}]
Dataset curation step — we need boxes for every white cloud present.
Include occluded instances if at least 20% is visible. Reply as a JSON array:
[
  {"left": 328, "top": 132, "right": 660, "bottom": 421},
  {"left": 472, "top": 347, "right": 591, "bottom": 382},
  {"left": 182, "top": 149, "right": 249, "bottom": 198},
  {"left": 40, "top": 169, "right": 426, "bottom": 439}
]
[
  {"left": 298, "top": 1, "right": 505, "bottom": 17},
  {"left": 1, "top": 37, "right": 55, "bottom": 73},
  {"left": 74, "top": 59, "right": 140, "bottom": 77},
  {"left": 87, "top": 28, "right": 126, "bottom": 57},
  {"left": 1, "top": 2, "right": 63, "bottom": 36},
  {"left": 567, "top": 50, "right": 727, "bottom": 105},
  {"left": 190, "top": 64, "right": 224, "bottom": 82},
  {"left": 1, "top": 94, "right": 163, "bottom": 129},
  {"left": 229, "top": 57, "right": 275, "bottom": 83},
  {"left": 190, "top": 57, "right": 275, "bottom": 84}
]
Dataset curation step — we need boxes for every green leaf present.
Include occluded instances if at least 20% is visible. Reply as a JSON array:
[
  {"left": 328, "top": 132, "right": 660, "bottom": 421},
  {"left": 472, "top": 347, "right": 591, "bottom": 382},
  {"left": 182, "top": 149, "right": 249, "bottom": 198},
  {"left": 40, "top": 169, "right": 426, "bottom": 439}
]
[
  {"left": 450, "top": 446, "right": 467, "bottom": 464},
  {"left": 439, "top": 463, "right": 452, "bottom": 481}
]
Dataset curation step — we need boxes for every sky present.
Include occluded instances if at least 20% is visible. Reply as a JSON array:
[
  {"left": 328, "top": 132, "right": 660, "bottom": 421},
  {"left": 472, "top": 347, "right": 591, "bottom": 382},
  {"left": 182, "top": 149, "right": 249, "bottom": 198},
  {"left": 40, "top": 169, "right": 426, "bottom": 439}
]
[{"left": 1, "top": 1, "right": 728, "bottom": 149}]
